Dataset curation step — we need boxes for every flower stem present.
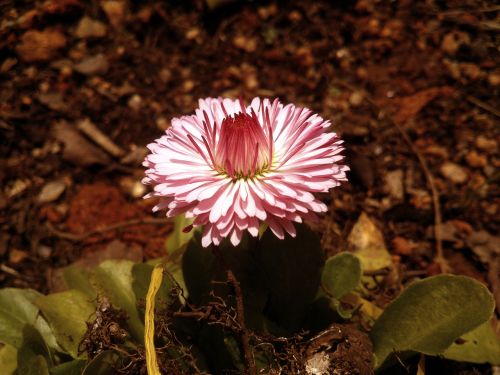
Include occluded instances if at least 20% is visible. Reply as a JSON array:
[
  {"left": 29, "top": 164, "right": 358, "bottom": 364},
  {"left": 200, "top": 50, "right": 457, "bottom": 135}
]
[{"left": 211, "top": 246, "right": 256, "bottom": 375}]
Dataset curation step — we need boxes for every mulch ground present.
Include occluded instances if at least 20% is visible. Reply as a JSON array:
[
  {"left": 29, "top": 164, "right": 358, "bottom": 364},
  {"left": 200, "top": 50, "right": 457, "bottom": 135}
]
[{"left": 0, "top": 0, "right": 498, "bottom": 373}]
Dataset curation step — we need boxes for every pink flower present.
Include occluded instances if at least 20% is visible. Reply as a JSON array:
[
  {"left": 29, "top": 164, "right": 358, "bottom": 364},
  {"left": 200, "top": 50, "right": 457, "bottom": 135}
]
[{"left": 143, "top": 97, "right": 348, "bottom": 247}]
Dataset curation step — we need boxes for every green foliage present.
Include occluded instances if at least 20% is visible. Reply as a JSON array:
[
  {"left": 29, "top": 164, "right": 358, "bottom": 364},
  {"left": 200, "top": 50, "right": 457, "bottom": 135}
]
[
  {"left": 49, "top": 360, "right": 86, "bottom": 375},
  {"left": 183, "top": 224, "right": 324, "bottom": 333},
  {"left": 0, "top": 221, "right": 498, "bottom": 374},
  {"left": 321, "top": 252, "right": 362, "bottom": 299},
  {"left": 0, "top": 344, "right": 16, "bottom": 375},
  {"left": 35, "top": 290, "right": 95, "bottom": 358},
  {"left": 81, "top": 350, "right": 122, "bottom": 375},
  {"left": 165, "top": 215, "right": 195, "bottom": 254},
  {"left": 90, "top": 260, "right": 144, "bottom": 343},
  {"left": 0, "top": 289, "right": 43, "bottom": 348},
  {"left": 370, "top": 275, "right": 495, "bottom": 368},
  {"left": 59, "top": 266, "right": 96, "bottom": 300},
  {"left": 442, "top": 320, "right": 500, "bottom": 365},
  {"left": 17, "top": 325, "right": 52, "bottom": 375},
  {"left": 164, "top": 215, "right": 197, "bottom": 296}
]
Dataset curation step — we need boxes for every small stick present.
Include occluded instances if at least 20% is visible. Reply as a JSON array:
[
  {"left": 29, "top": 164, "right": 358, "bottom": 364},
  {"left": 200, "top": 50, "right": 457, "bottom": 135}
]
[
  {"left": 466, "top": 96, "right": 500, "bottom": 119},
  {"left": 46, "top": 217, "right": 169, "bottom": 241},
  {"left": 77, "top": 118, "right": 125, "bottom": 158},
  {"left": 211, "top": 246, "right": 256, "bottom": 375}
]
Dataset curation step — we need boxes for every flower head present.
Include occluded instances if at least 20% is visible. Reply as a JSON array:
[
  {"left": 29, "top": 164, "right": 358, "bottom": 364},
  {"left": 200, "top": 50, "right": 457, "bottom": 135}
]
[{"left": 143, "top": 97, "right": 348, "bottom": 247}]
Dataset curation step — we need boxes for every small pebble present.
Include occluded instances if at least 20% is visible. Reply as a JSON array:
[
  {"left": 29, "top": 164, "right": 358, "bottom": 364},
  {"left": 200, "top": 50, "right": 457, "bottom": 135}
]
[
  {"left": 128, "top": 94, "right": 142, "bottom": 111},
  {"left": 465, "top": 150, "right": 487, "bottom": 168},
  {"left": 392, "top": 237, "right": 413, "bottom": 256},
  {"left": 74, "top": 54, "right": 109, "bottom": 76},
  {"left": 75, "top": 17, "right": 107, "bottom": 39},
  {"left": 156, "top": 117, "right": 169, "bottom": 131},
  {"left": 384, "top": 169, "right": 404, "bottom": 200},
  {"left": 185, "top": 27, "right": 200, "bottom": 40},
  {"left": 349, "top": 92, "right": 364, "bottom": 107},
  {"left": 9, "top": 249, "right": 28, "bottom": 264},
  {"left": 233, "top": 35, "right": 257, "bottom": 53},
  {"left": 38, "top": 180, "right": 66, "bottom": 203},
  {"left": 440, "top": 162, "right": 468, "bottom": 184},
  {"left": 441, "top": 31, "right": 470, "bottom": 55},
  {"left": 488, "top": 72, "right": 500, "bottom": 86},
  {"left": 182, "top": 80, "right": 195, "bottom": 93},
  {"left": 37, "top": 245, "right": 52, "bottom": 259},
  {"left": 475, "top": 136, "right": 497, "bottom": 154}
]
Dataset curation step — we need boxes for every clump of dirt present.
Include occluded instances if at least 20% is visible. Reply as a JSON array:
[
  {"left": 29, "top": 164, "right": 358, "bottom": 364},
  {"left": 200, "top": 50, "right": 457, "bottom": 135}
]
[
  {"left": 304, "top": 324, "right": 373, "bottom": 375},
  {"left": 79, "top": 297, "right": 130, "bottom": 359}
]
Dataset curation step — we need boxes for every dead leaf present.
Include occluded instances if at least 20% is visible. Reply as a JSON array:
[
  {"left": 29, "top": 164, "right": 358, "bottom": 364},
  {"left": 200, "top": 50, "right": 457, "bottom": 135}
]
[
  {"left": 348, "top": 212, "right": 392, "bottom": 271},
  {"left": 74, "top": 16, "right": 107, "bottom": 38},
  {"left": 52, "top": 121, "right": 110, "bottom": 166},
  {"left": 37, "top": 92, "right": 69, "bottom": 112},
  {"left": 466, "top": 231, "right": 500, "bottom": 264},
  {"left": 16, "top": 29, "right": 67, "bottom": 62},
  {"left": 73, "top": 54, "right": 109, "bottom": 76},
  {"left": 101, "top": 0, "right": 127, "bottom": 27},
  {"left": 393, "top": 87, "right": 454, "bottom": 124}
]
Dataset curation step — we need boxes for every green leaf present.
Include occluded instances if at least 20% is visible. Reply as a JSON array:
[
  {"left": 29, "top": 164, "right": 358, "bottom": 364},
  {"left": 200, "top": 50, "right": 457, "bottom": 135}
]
[
  {"left": 165, "top": 214, "right": 194, "bottom": 254},
  {"left": 17, "top": 325, "right": 52, "bottom": 375},
  {"left": 90, "top": 261, "right": 144, "bottom": 343},
  {"left": 132, "top": 263, "right": 172, "bottom": 309},
  {"left": 35, "top": 290, "right": 95, "bottom": 358},
  {"left": 370, "top": 275, "right": 495, "bottom": 368},
  {"left": 59, "top": 265, "right": 96, "bottom": 299},
  {"left": 442, "top": 320, "right": 500, "bottom": 365},
  {"left": 50, "top": 360, "right": 86, "bottom": 375},
  {"left": 260, "top": 224, "right": 324, "bottom": 331},
  {"left": 34, "top": 315, "right": 63, "bottom": 353},
  {"left": 165, "top": 215, "right": 199, "bottom": 297},
  {"left": 321, "top": 252, "right": 362, "bottom": 299},
  {"left": 0, "top": 344, "right": 17, "bottom": 375},
  {"left": 82, "top": 350, "right": 121, "bottom": 375},
  {"left": 0, "top": 289, "right": 42, "bottom": 348}
]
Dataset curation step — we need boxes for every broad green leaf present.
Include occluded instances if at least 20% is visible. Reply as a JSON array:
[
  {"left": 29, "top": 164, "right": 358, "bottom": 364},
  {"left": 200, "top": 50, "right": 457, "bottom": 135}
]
[
  {"left": 59, "top": 265, "right": 96, "bottom": 299},
  {"left": 165, "top": 214, "right": 194, "bottom": 253},
  {"left": 348, "top": 212, "right": 392, "bottom": 271},
  {"left": 18, "top": 355, "right": 49, "bottom": 375},
  {"left": 35, "top": 290, "right": 95, "bottom": 358},
  {"left": 442, "top": 320, "right": 500, "bottom": 364},
  {"left": 144, "top": 265, "right": 163, "bottom": 375},
  {"left": 34, "top": 315, "right": 62, "bottom": 353},
  {"left": 82, "top": 350, "right": 121, "bottom": 375},
  {"left": 370, "top": 275, "right": 495, "bottom": 367},
  {"left": 321, "top": 252, "right": 362, "bottom": 299},
  {"left": 0, "top": 344, "right": 17, "bottom": 375},
  {"left": 50, "top": 360, "right": 86, "bottom": 375},
  {"left": 90, "top": 260, "right": 144, "bottom": 343},
  {"left": 17, "top": 325, "right": 52, "bottom": 375},
  {"left": 132, "top": 263, "right": 172, "bottom": 309},
  {"left": 0, "top": 288, "right": 42, "bottom": 348},
  {"left": 260, "top": 224, "right": 324, "bottom": 331}
]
